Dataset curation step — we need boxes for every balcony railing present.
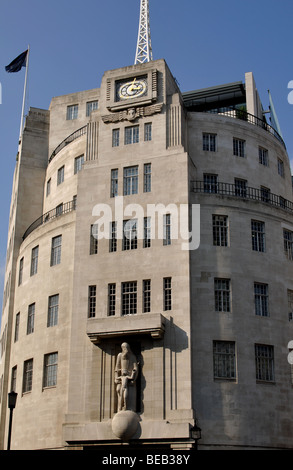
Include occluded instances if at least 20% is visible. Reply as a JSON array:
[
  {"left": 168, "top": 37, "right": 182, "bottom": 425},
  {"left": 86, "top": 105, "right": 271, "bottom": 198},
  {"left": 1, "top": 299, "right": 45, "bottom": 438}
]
[
  {"left": 49, "top": 125, "right": 88, "bottom": 163},
  {"left": 192, "top": 181, "right": 293, "bottom": 213},
  {"left": 23, "top": 200, "right": 76, "bottom": 240}
]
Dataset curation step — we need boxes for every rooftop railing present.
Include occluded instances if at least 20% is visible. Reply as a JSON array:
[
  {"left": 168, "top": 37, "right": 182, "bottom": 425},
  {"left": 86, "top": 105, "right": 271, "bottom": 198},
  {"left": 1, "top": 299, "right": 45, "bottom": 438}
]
[{"left": 49, "top": 125, "right": 88, "bottom": 163}]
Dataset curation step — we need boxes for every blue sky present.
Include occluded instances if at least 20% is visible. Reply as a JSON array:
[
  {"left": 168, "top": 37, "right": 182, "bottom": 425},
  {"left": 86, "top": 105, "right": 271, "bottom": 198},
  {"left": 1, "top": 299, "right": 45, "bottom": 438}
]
[{"left": 0, "top": 0, "right": 293, "bottom": 313}]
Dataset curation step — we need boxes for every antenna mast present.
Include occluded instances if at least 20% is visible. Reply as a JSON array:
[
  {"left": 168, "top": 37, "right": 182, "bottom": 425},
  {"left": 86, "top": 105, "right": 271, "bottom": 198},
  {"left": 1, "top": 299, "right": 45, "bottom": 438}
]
[{"left": 135, "top": 0, "right": 153, "bottom": 64}]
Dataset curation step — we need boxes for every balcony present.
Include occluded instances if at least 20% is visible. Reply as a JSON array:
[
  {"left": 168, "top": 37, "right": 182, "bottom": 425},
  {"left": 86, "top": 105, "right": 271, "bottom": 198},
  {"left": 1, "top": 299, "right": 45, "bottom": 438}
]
[{"left": 48, "top": 125, "right": 88, "bottom": 163}]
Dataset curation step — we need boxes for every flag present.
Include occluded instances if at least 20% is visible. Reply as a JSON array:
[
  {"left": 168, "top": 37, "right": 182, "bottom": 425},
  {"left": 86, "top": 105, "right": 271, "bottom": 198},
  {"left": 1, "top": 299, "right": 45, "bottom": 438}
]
[{"left": 5, "top": 50, "right": 28, "bottom": 73}]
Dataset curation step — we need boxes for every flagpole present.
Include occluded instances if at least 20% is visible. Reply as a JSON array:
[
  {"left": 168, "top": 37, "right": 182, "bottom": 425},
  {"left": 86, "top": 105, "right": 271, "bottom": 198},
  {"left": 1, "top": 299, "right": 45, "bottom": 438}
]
[{"left": 19, "top": 45, "right": 30, "bottom": 143}]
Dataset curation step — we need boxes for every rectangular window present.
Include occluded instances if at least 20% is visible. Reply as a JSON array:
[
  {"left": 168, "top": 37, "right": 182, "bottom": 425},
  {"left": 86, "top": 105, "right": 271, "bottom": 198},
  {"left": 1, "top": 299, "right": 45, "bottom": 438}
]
[
  {"left": 46, "top": 178, "right": 51, "bottom": 197},
  {"left": 261, "top": 186, "right": 270, "bottom": 203},
  {"left": 163, "top": 214, "right": 171, "bottom": 246},
  {"left": 51, "top": 235, "right": 62, "bottom": 266},
  {"left": 251, "top": 220, "right": 265, "bottom": 252},
  {"left": 48, "top": 294, "right": 59, "bottom": 327},
  {"left": 57, "top": 166, "right": 64, "bottom": 185},
  {"left": 112, "top": 129, "right": 120, "bottom": 147},
  {"left": 74, "top": 155, "right": 84, "bottom": 174},
  {"left": 123, "top": 166, "right": 138, "bottom": 195},
  {"left": 143, "top": 217, "right": 151, "bottom": 248},
  {"left": 278, "top": 158, "right": 284, "bottom": 177},
  {"left": 67, "top": 104, "right": 78, "bottom": 120},
  {"left": 86, "top": 100, "right": 98, "bottom": 116},
  {"left": 108, "top": 283, "right": 116, "bottom": 316},
  {"left": 27, "top": 303, "right": 35, "bottom": 335},
  {"left": 234, "top": 178, "right": 247, "bottom": 198},
  {"left": 18, "top": 257, "right": 24, "bottom": 286},
  {"left": 144, "top": 123, "right": 152, "bottom": 142},
  {"left": 43, "top": 352, "right": 58, "bottom": 388},
  {"left": 125, "top": 125, "right": 139, "bottom": 145},
  {"left": 214, "top": 278, "right": 230, "bottom": 312},
  {"left": 213, "top": 341, "right": 236, "bottom": 380},
  {"left": 259, "top": 147, "right": 268, "bottom": 166},
  {"left": 143, "top": 280, "right": 151, "bottom": 313},
  {"left": 88, "top": 285, "right": 96, "bottom": 318},
  {"left": 30, "top": 246, "right": 39, "bottom": 276},
  {"left": 109, "top": 221, "right": 117, "bottom": 253},
  {"left": 111, "top": 169, "right": 118, "bottom": 197},
  {"left": 90, "top": 224, "right": 98, "bottom": 255},
  {"left": 255, "top": 344, "right": 275, "bottom": 382},
  {"left": 284, "top": 229, "right": 293, "bottom": 260},
  {"left": 233, "top": 138, "right": 245, "bottom": 157},
  {"left": 56, "top": 203, "right": 63, "bottom": 217},
  {"left": 204, "top": 174, "right": 218, "bottom": 194},
  {"left": 14, "top": 313, "right": 20, "bottom": 342},
  {"left": 203, "top": 133, "right": 216, "bottom": 152},
  {"left": 23, "top": 359, "right": 33, "bottom": 393},
  {"left": 11, "top": 366, "right": 17, "bottom": 392},
  {"left": 123, "top": 219, "right": 137, "bottom": 250},
  {"left": 213, "top": 215, "right": 228, "bottom": 247},
  {"left": 144, "top": 163, "right": 151, "bottom": 192},
  {"left": 163, "top": 277, "right": 172, "bottom": 311},
  {"left": 288, "top": 289, "right": 293, "bottom": 321},
  {"left": 122, "top": 281, "right": 137, "bottom": 315},
  {"left": 254, "top": 283, "right": 269, "bottom": 317}
]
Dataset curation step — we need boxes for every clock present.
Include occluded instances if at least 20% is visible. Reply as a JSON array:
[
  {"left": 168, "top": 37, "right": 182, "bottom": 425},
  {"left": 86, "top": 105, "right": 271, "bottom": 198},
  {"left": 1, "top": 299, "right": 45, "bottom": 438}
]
[{"left": 116, "top": 76, "right": 148, "bottom": 101}]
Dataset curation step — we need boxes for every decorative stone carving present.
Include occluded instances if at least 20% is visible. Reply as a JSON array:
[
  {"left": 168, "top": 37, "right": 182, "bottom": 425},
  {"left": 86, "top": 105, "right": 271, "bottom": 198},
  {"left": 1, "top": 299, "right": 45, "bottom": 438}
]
[
  {"left": 102, "top": 103, "right": 163, "bottom": 123},
  {"left": 114, "top": 343, "right": 138, "bottom": 412}
]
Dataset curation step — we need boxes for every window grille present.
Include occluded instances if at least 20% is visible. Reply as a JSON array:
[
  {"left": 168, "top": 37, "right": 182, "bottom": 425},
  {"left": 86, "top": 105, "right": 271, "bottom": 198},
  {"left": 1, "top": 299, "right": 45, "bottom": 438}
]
[
  {"left": 143, "top": 217, "right": 151, "bottom": 248},
  {"left": 67, "top": 104, "right": 78, "bottom": 120},
  {"left": 143, "top": 280, "right": 151, "bottom": 313},
  {"left": 43, "top": 353, "right": 58, "bottom": 388},
  {"left": 123, "top": 219, "right": 137, "bottom": 250},
  {"left": 251, "top": 220, "right": 265, "bottom": 252},
  {"left": 108, "top": 283, "right": 116, "bottom": 316},
  {"left": 259, "top": 147, "right": 268, "bottom": 166},
  {"left": 203, "top": 133, "right": 216, "bottom": 152},
  {"left": 125, "top": 126, "right": 139, "bottom": 145},
  {"left": 214, "top": 278, "right": 230, "bottom": 312},
  {"left": 213, "top": 341, "right": 236, "bottom": 379},
  {"left": 23, "top": 359, "right": 33, "bottom": 393},
  {"left": 88, "top": 285, "right": 96, "bottom": 318},
  {"left": 48, "top": 294, "right": 59, "bottom": 327},
  {"left": 255, "top": 344, "right": 274, "bottom": 382},
  {"left": 111, "top": 169, "right": 118, "bottom": 197},
  {"left": 74, "top": 155, "right": 84, "bottom": 174},
  {"left": 144, "top": 123, "right": 152, "bottom": 142},
  {"left": 123, "top": 166, "right": 138, "bottom": 195},
  {"left": 284, "top": 229, "right": 293, "bottom": 260},
  {"left": 254, "top": 283, "right": 269, "bottom": 316},
  {"left": 122, "top": 281, "right": 137, "bottom": 315},
  {"left": 144, "top": 163, "right": 151, "bottom": 192},
  {"left": 90, "top": 224, "right": 98, "bottom": 255},
  {"left": 233, "top": 138, "right": 245, "bottom": 157},
  {"left": 109, "top": 221, "right": 117, "bottom": 252},
  {"left": 163, "top": 277, "right": 172, "bottom": 311},
  {"left": 213, "top": 215, "right": 228, "bottom": 247},
  {"left": 112, "top": 129, "right": 120, "bottom": 147},
  {"left": 27, "top": 303, "right": 35, "bottom": 335},
  {"left": 51, "top": 235, "right": 62, "bottom": 266},
  {"left": 163, "top": 214, "right": 171, "bottom": 246}
]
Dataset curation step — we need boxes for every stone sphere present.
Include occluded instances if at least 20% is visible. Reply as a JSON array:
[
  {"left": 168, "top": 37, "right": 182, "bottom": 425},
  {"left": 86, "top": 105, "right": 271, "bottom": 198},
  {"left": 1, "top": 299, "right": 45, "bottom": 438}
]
[{"left": 112, "top": 411, "right": 139, "bottom": 440}]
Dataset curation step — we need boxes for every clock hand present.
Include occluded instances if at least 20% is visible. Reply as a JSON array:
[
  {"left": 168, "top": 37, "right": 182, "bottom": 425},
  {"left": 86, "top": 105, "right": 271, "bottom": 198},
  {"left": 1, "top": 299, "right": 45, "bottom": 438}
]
[{"left": 129, "top": 78, "right": 137, "bottom": 92}]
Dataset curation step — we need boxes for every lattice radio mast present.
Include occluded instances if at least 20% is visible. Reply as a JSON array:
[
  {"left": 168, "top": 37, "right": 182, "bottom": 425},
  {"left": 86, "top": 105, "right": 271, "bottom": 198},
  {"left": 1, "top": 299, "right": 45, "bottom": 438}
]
[{"left": 135, "top": 0, "right": 153, "bottom": 64}]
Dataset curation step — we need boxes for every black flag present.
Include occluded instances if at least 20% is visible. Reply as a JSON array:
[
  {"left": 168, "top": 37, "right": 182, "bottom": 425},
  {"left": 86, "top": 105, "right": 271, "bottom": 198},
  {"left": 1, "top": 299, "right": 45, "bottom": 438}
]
[{"left": 5, "top": 50, "right": 28, "bottom": 73}]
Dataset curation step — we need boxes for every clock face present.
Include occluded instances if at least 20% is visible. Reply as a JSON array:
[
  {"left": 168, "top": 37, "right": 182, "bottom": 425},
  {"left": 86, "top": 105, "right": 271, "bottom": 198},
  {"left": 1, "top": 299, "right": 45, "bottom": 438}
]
[{"left": 116, "top": 77, "right": 148, "bottom": 101}]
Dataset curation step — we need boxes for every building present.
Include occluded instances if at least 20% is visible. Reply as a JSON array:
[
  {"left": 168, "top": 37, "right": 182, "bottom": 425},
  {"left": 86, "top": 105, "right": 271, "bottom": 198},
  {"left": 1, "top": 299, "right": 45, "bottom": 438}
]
[{"left": 0, "top": 57, "right": 293, "bottom": 450}]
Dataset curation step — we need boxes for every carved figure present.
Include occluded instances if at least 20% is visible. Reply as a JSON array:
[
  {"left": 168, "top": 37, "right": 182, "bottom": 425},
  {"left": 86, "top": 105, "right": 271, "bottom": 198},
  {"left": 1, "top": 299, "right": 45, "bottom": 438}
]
[{"left": 115, "top": 343, "right": 138, "bottom": 412}]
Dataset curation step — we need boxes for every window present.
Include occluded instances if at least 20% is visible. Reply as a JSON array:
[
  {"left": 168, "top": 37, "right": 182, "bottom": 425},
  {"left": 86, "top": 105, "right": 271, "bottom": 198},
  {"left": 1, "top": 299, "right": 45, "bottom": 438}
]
[
  {"left": 251, "top": 220, "right": 265, "bottom": 252},
  {"left": 56, "top": 203, "right": 63, "bottom": 217},
  {"left": 233, "top": 138, "right": 245, "bottom": 157},
  {"left": 86, "top": 100, "right": 98, "bottom": 116},
  {"left": 259, "top": 147, "right": 268, "bottom": 166},
  {"left": 27, "top": 303, "right": 35, "bottom": 335},
  {"left": 163, "top": 277, "right": 172, "bottom": 311},
  {"left": 254, "top": 283, "right": 269, "bottom": 317},
  {"left": 112, "top": 129, "right": 120, "bottom": 147},
  {"left": 43, "top": 353, "right": 58, "bottom": 388},
  {"left": 11, "top": 366, "right": 17, "bottom": 392},
  {"left": 144, "top": 123, "right": 152, "bottom": 142},
  {"left": 255, "top": 344, "right": 274, "bottom": 382},
  {"left": 14, "top": 313, "right": 20, "bottom": 342},
  {"left": 30, "top": 246, "right": 39, "bottom": 277},
  {"left": 125, "top": 125, "right": 139, "bottom": 145},
  {"left": 261, "top": 186, "right": 270, "bottom": 203},
  {"left": 122, "top": 281, "right": 137, "bottom": 315},
  {"left": 144, "top": 163, "right": 151, "bottom": 192},
  {"left": 204, "top": 174, "right": 218, "bottom": 193},
  {"left": 48, "top": 294, "right": 59, "bottom": 327},
  {"left": 46, "top": 178, "right": 51, "bottom": 197},
  {"left": 143, "top": 280, "right": 151, "bottom": 313},
  {"left": 234, "top": 178, "right": 247, "bottom": 198},
  {"left": 88, "top": 285, "right": 96, "bottom": 318},
  {"left": 51, "top": 235, "right": 62, "bottom": 266},
  {"left": 90, "top": 224, "right": 98, "bottom": 255},
  {"left": 123, "top": 220, "right": 137, "bottom": 250},
  {"left": 108, "top": 283, "right": 116, "bottom": 316},
  {"left": 163, "top": 214, "right": 171, "bottom": 246},
  {"left": 213, "top": 341, "right": 236, "bottom": 380},
  {"left": 143, "top": 217, "right": 151, "bottom": 248},
  {"left": 111, "top": 169, "right": 118, "bottom": 197},
  {"left": 18, "top": 257, "right": 24, "bottom": 286},
  {"left": 74, "top": 155, "right": 84, "bottom": 174},
  {"left": 57, "top": 166, "right": 64, "bottom": 185},
  {"left": 288, "top": 290, "right": 293, "bottom": 321},
  {"left": 124, "top": 166, "right": 138, "bottom": 195},
  {"left": 213, "top": 215, "right": 228, "bottom": 247},
  {"left": 284, "top": 229, "right": 293, "bottom": 260},
  {"left": 214, "top": 278, "right": 230, "bottom": 312},
  {"left": 278, "top": 158, "right": 284, "bottom": 177},
  {"left": 67, "top": 104, "right": 78, "bottom": 120},
  {"left": 109, "top": 221, "right": 117, "bottom": 253},
  {"left": 203, "top": 133, "right": 216, "bottom": 152},
  {"left": 23, "top": 359, "right": 33, "bottom": 393}
]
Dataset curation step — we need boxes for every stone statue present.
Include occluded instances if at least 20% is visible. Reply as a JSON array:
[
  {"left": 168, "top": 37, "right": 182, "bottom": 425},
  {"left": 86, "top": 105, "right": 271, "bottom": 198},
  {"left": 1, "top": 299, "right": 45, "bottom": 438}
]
[{"left": 114, "top": 343, "right": 138, "bottom": 412}]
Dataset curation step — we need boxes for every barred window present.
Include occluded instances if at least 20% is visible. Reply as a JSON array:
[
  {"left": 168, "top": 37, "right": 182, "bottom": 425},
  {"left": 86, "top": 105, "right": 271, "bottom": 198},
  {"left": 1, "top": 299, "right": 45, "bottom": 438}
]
[
  {"left": 48, "top": 294, "right": 59, "bottom": 327},
  {"left": 144, "top": 163, "right": 151, "bottom": 192},
  {"left": 123, "top": 219, "right": 137, "bottom": 251},
  {"left": 203, "top": 133, "right": 216, "bottom": 152},
  {"left": 233, "top": 138, "right": 245, "bottom": 157},
  {"left": 111, "top": 169, "right": 118, "bottom": 197},
  {"left": 261, "top": 186, "right": 270, "bottom": 203},
  {"left": 57, "top": 166, "right": 64, "bottom": 185},
  {"left": 259, "top": 147, "right": 268, "bottom": 166},
  {"left": 254, "top": 283, "right": 269, "bottom": 317},
  {"left": 251, "top": 220, "right": 265, "bottom": 252},
  {"left": 234, "top": 178, "right": 247, "bottom": 198},
  {"left": 27, "top": 303, "right": 35, "bottom": 335},
  {"left": 23, "top": 359, "right": 33, "bottom": 393},
  {"left": 213, "top": 215, "right": 228, "bottom": 247},
  {"left": 88, "top": 285, "right": 96, "bottom": 318},
  {"left": 51, "top": 235, "right": 62, "bottom": 266},
  {"left": 112, "top": 129, "right": 120, "bottom": 147},
  {"left": 214, "top": 278, "right": 230, "bottom": 312},
  {"left": 90, "top": 224, "right": 98, "bottom": 255},
  {"left": 56, "top": 203, "right": 63, "bottom": 216},
  {"left": 125, "top": 125, "right": 139, "bottom": 145},
  {"left": 122, "top": 281, "right": 137, "bottom": 315},
  {"left": 143, "top": 280, "right": 151, "bottom": 313},
  {"left": 255, "top": 344, "right": 274, "bottom": 382},
  {"left": 204, "top": 174, "right": 218, "bottom": 194},
  {"left": 43, "top": 353, "right": 58, "bottom": 388},
  {"left": 284, "top": 229, "right": 293, "bottom": 260},
  {"left": 30, "top": 246, "right": 39, "bottom": 276},
  {"left": 74, "top": 155, "right": 84, "bottom": 174},
  {"left": 163, "top": 214, "right": 171, "bottom": 246},
  {"left": 109, "top": 221, "right": 117, "bottom": 252},
  {"left": 108, "top": 283, "right": 116, "bottom": 316},
  {"left": 144, "top": 123, "right": 152, "bottom": 142},
  {"left": 213, "top": 341, "right": 236, "bottom": 379},
  {"left": 67, "top": 104, "right": 78, "bottom": 120},
  {"left": 124, "top": 166, "right": 138, "bottom": 195},
  {"left": 143, "top": 217, "right": 151, "bottom": 248},
  {"left": 163, "top": 277, "right": 172, "bottom": 311}
]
